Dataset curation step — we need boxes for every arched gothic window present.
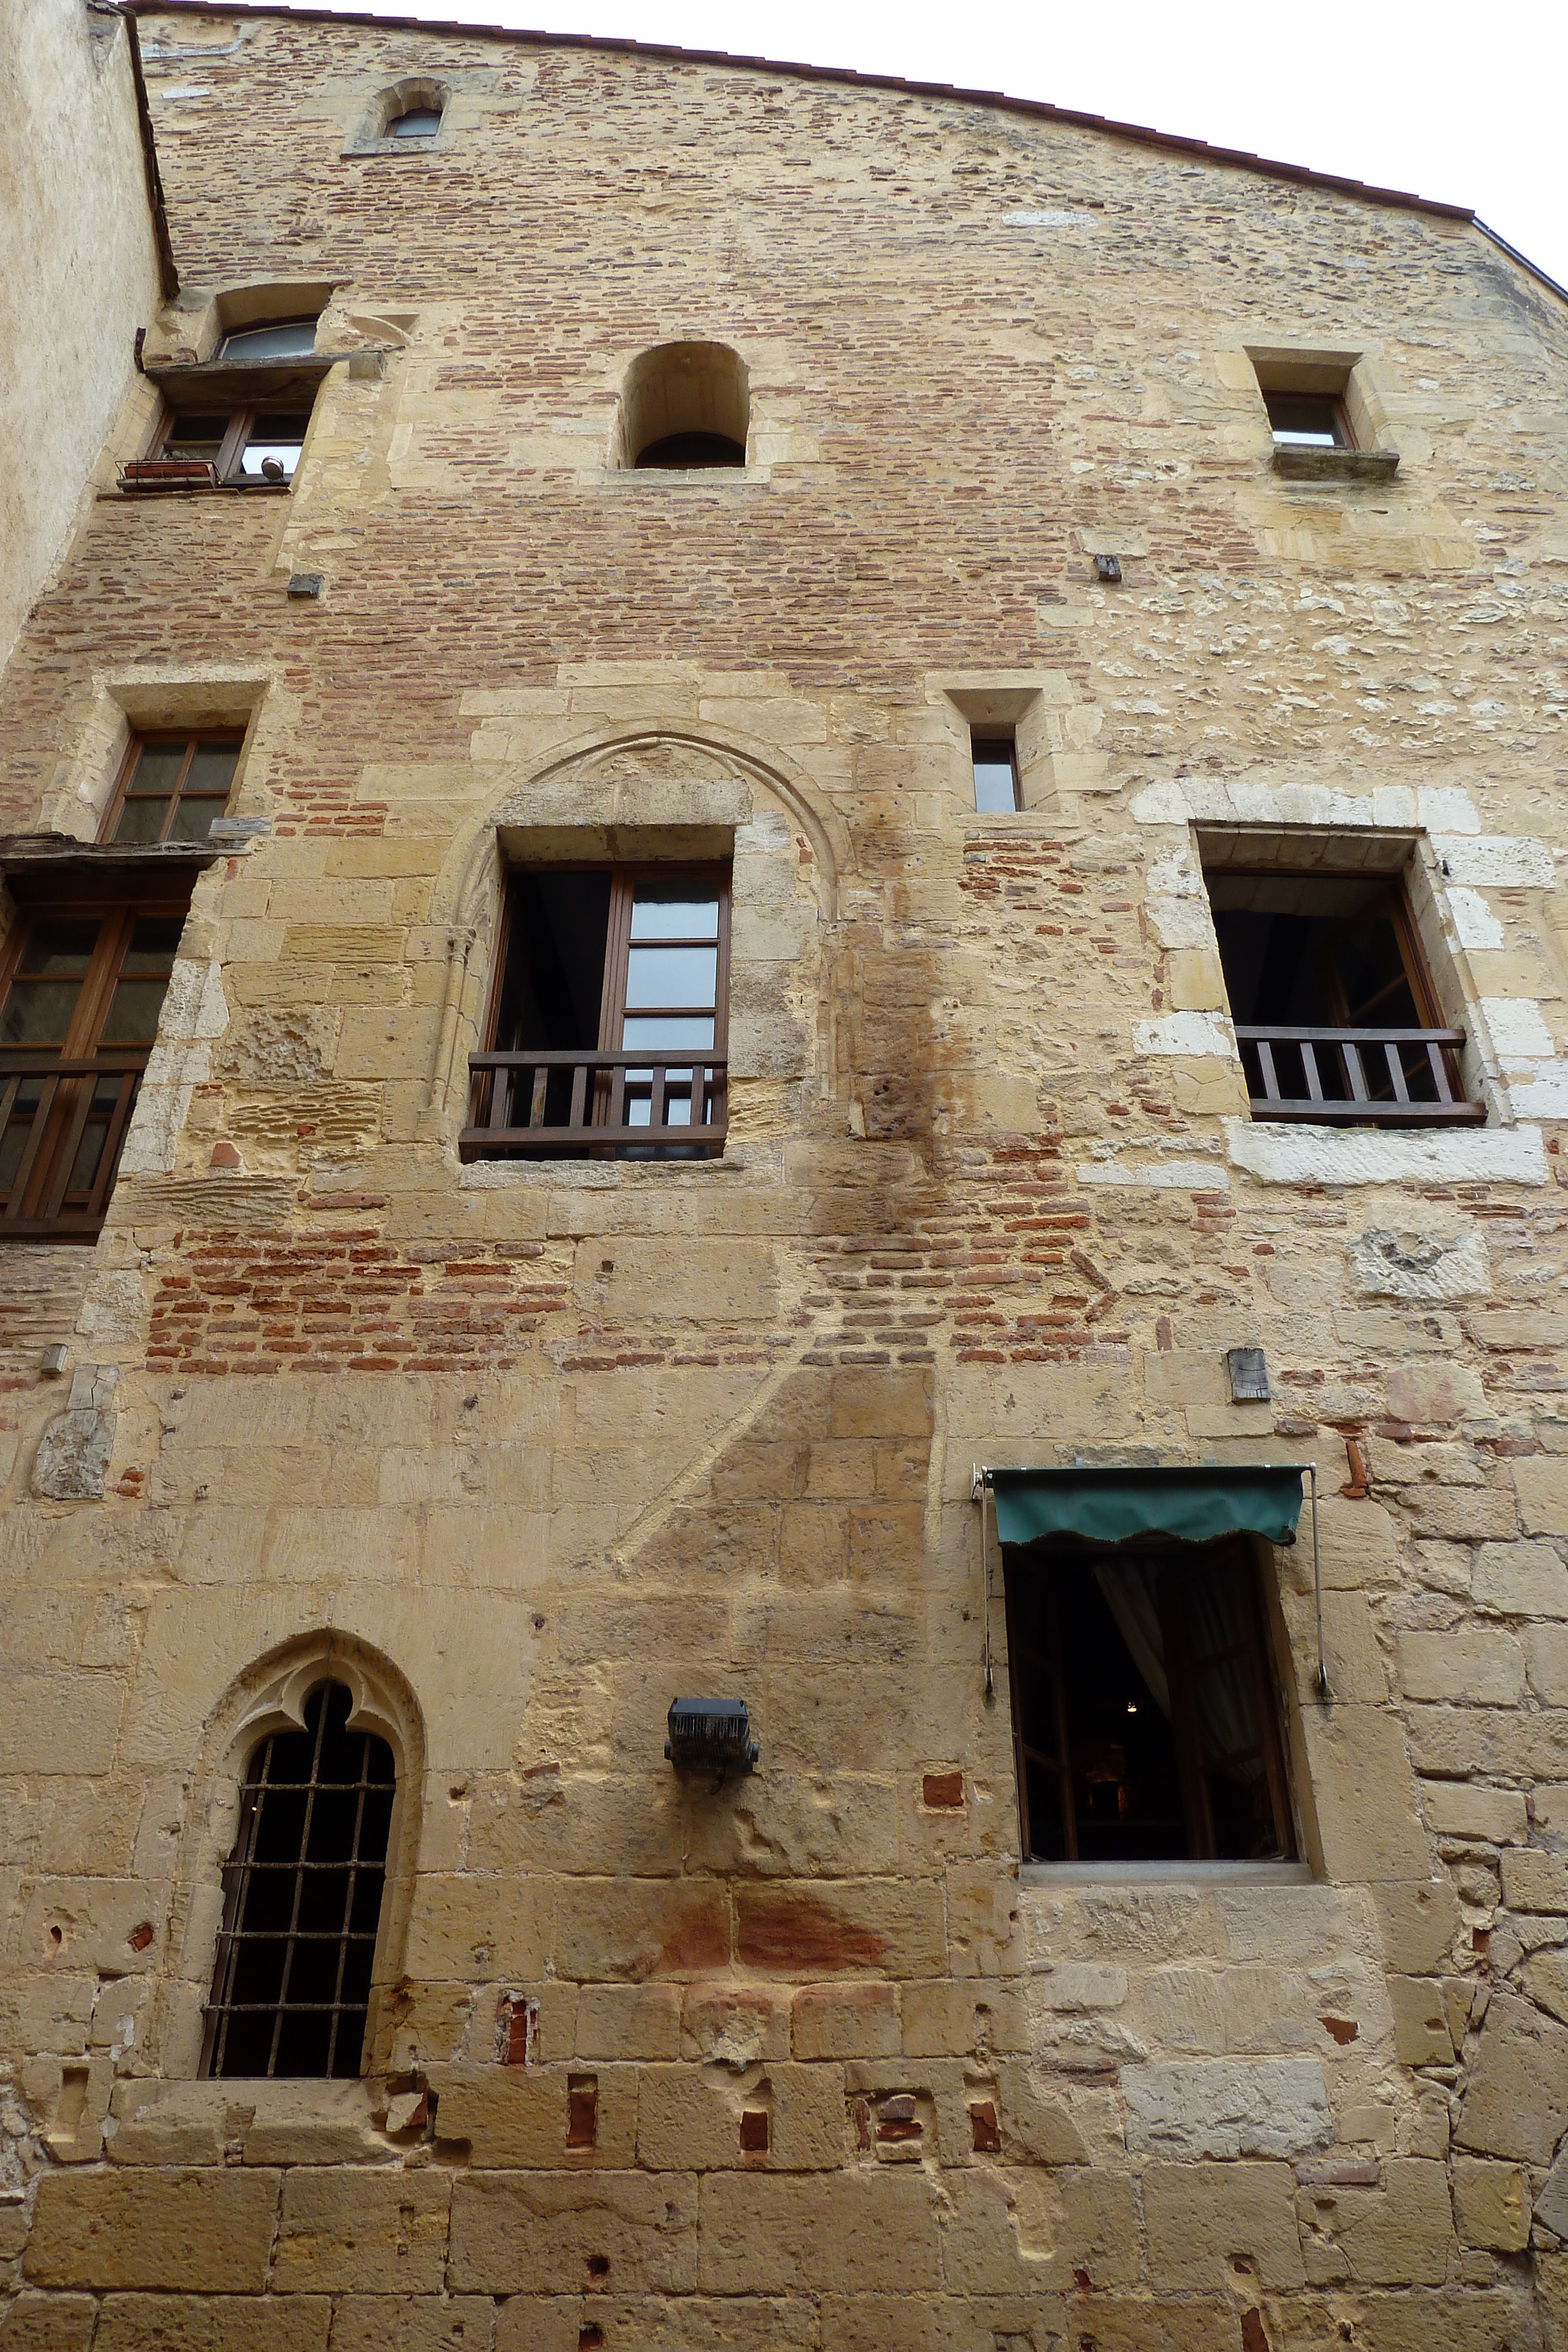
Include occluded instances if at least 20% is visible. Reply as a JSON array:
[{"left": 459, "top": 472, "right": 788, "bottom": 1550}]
[{"left": 203, "top": 1680, "right": 396, "bottom": 2079}]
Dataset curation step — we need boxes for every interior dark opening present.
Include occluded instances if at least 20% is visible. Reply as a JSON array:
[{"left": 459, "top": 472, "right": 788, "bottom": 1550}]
[
  {"left": 493, "top": 869, "right": 612, "bottom": 1132},
  {"left": 1004, "top": 1542, "right": 1295, "bottom": 1865},
  {"left": 1263, "top": 389, "right": 1351, "bottom": 449},
  {"left": 634, "top": 431, "right": 746, "bottom": 470},
  {"left": 1209, "top": 870, "right": 1442, "bottom": 1107}
]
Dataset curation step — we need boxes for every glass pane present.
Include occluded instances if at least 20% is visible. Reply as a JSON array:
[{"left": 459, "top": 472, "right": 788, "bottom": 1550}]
[
  {"left": 162, "top": 417, "right": 228, "bottom": 459},
  {"left": 0, "top": 1099, "right": 40, "bottom": 1190},
  {"left": 621, "top": 1015, "right": 714, "bottom": 1051},
  {"left": 2, "top": 981, "right": 86, "bottom": 1045},
  {"left": 166, "top": 796, "right": 225, "bottom": 844},
  {"left": 126, "top": 746, "right": 186, "bottom": 799},
  {"left": 219, "top": 321, "right": 317, "bottom": 359},
  {"left": 1265, "top": 393, "right": 1345, "bottom": 447},
  {"left": 113, "top": 796, "right": 170, "bottom": 843},
  {"left": 972, "top": 749, "right": 1017, "bottom": 814},
  {"left": 66, "top": 1110, "right": 111, "bottom": 1197},
  {"left": 19, "top": 920, "right": 99, "bottom": 975},
  {"left": 237, "top": 435, "right": 303, "bottom": 482},
  {"left": 121, "top": 918, "right": 185, "bottom": 973},
  {"left": 185, "top": 745, "right": 240, "bottom": 797},
  {"left": 101, "top": 977, "right": 172, "bottom": 1045},
  {"left": 630, "top": 892, "right": 720, "bottom": 941},
  {"left": 390, "top": 106, "right": 441, "bottom": 135},
  {"left": 624, "top": 944, "right": 717, "bottom": 1010}
]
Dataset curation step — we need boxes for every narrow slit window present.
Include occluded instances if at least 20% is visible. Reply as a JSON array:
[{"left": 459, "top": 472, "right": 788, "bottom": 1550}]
[
  {"left": 1004, "top": 1542, "right": 1295, "bottom": 1865},
  {"left": 971, "top": 733, "right": 1019, "bottom": 815},
  {"left": 464, "top": 863, "right": 730, "bottom": 1161},
  {"left": 203, "top": 1680, "right": 396, "bottom": 2080},
  {"left": 103, "top": 733, "right": 242, "bottom": 845},
  {"left": 1263, "top": 390, "right": 1353, "bottom": 450}
]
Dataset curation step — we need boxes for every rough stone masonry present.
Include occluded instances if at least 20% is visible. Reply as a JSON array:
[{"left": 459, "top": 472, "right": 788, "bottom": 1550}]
[{"left": 1, "top": 3, "right": 1567, "bottom": 2345}]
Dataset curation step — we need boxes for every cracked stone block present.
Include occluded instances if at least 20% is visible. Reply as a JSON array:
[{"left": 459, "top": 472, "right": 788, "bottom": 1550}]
[{"left": 33, "top": 1364, "right": 119, "bottom": 1501}]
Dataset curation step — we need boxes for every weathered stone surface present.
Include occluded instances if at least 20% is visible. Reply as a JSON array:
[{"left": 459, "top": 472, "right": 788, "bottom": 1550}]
[
  {"left": 1457, "top": 1991, "right": 1568, "bottom": 2164},
  {"left": 449, "top": 2171, "right": 699, "bottom": 2295},
  {"left": 93, "top": 2298, "right": 333, "bottom": 2352},
  {"left": 1144, "top": 2160, "right": 1305, "bottom": 2288},
  {"left": 1451, "top": 2157, "right": 1529, "bottom": 2253},
  {"left": 32, "top": 1364, "right": 119, "bottom": 1501},
  {"left": 272, "top": 2166, "right": 452, "bottom": 2293},
  {"left": 1122, "top": 2060, "right": 1331, "bottom": 2160},
  {"left": 25, "top": 2169, "right": 279, "bottom": 2291},
  {"left": 1297, "top": 2159, "right": 1453, "bottom": 2287}
]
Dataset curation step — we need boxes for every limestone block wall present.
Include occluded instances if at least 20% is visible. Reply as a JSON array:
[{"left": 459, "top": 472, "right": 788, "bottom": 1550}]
[
  {"left": 0, "top": 0, "right": 162, "bottom": 679},
  {"left": 1, "top": 7, "right": 1567, "bottom": 2344}
]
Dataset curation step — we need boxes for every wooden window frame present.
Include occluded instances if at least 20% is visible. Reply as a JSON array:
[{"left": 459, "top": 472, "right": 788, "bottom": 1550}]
[
  {"left": 1002, "top": 1539, "right": 1297, "bottom": 1866},
  {"left": 0, "top": 885, "right": 191, "bottom": 1238},
  {"left": 156, "top": 402, "right": 313, "bottom": 488},
  {"left": 99, "top": 730, "right": 244, "bottom": 846},
  {"left": 464, "top": 860, "right": 731, "bottom": 1160}
]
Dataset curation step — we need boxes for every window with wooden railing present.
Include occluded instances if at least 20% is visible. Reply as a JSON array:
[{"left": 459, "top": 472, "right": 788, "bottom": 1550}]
[
  {"left": 462, "top": 864, "right": 730, "bottom": 1160},
  {"left": 1208, "top": 867, "right": 1483, "bottom": 1128},
  {"left": 0, "top": 895, "right": 188, "bottom": 1237}
]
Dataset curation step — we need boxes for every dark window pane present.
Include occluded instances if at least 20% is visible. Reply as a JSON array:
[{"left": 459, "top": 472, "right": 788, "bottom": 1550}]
[
  {"left": 122, "top": 918, "right": 186, "bottom": 973},
  {"left": 125, "top": 746, "right": 187, "bottom": 799},
  {"left": 634, "top": 431, "right": 744, "bottom": 469},
  {"left": 166, "top": 798, "right": 225, "bottom": 844},
  {"left": 162, "top": 417, "right": 229, "bottom": 459},
  {"left": 2, "top": 981, "right": 86, "bottom": 1044},
  {"left": 184, "top": 745, "right": 241, "bottom": 798},
  {"left": 206, "top": 1682, "right": 394, "bottom": 2081},
  {"left": 494, "top": 870, "right": 612, "bottom": 1053},
  {"left": 1264, "top": 390, "right": 1349, "bottom": 448},
  {"left": 19, "top": 921, "right": 99, "bottom": 975},
  {"left": 113, "top": 796, "right": 170, "bottom": 844},
  {"left": 101, "top": 978, "right": 172, "bottom": 1045}
]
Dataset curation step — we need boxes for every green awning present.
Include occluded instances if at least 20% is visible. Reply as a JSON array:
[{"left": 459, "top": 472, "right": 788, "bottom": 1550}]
[{"left": 989, "top": 1465, "right": 1306, "bottom": 1549}]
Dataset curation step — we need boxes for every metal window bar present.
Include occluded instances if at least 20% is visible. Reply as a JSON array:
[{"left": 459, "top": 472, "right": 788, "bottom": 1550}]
[
  {"left": 203, "top": 1681, "right": 394, "bottom": 2080},
  {"left": 461, "top": 1047, "right": 728, "bottom": 1159},
  {"left": 1233, "top": 1024, "right": 1482, "bottom": 1125}
]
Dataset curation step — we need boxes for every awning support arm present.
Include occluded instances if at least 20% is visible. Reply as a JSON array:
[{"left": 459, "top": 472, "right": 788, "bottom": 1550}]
[{"left": 971, "top": 1460, "right": 1330, "bottom": 1705}]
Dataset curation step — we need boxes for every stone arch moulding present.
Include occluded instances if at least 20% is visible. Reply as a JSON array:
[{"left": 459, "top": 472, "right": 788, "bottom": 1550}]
[
  {"left": 159, "top": 1629, "right": 426, "bottom": 2080},
  {"left": 422, "top": 721, "right": 848, "bottom": 1138},
  {"left": 434, "top": 720, "right": 845, "bottom": 933}
]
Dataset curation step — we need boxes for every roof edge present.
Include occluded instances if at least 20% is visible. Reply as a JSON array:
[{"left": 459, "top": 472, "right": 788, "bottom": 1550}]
[
  {"left": 1476, "top": 219, "right": 1568, "bottom": 312},
  {"left": 125, "top": 0, "right": 1479, "bottom": 224}
]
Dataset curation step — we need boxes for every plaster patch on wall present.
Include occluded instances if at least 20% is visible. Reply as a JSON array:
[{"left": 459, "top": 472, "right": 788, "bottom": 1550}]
[
  {"left": 1449, "top": 888, "right": 1505, "bottom": 950},
  {"left": 1225, "top": 1119, "right": 1549, "bottom": 1188},
  {"left": 1348, "top": 1228, "right": 1491, "bottom": 1302},
  {"left": 1134, "top": 1012, "right": 1238, "bottom": 1060},
  {"left": 1123, "top": 2057, "right": 1331, "bottom": 2159},
  {"left": 1435, "top": 836, "right": 1556, "bottom": 891},
  {"left": 34, "top": 1363, "right": 120, "bottom": 1500},
  {"left": 1482, "top": 998, "right": 1557, "bottom": 1060},
  {"left": 1077, "top": 1159, "right": 1231, "bottom": 1192}
]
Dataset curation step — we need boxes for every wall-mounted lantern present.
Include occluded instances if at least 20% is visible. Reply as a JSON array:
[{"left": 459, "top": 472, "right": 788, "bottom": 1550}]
[{"left": 666, "top": 1696, "right": 759, "bottom": 1779}]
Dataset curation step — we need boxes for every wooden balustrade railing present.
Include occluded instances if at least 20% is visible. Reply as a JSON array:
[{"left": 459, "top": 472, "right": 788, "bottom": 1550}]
[
  {"left": 0, "top": 1051, "right": 148, "bottom": 1236},
  {"left": 1233, "top": 1024, "right": 1483, "bottom": 1125},
  {"left": 461, "top": 1048, "right": 728, "bottom": 1159}
]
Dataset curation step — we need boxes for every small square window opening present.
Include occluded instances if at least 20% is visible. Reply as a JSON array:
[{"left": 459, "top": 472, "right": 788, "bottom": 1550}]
[
  {"left": 390, "top": 105, "right": 442, "bottom": 136},
  {"left": 971, "top": 733, "right": 1019, "bottom": 815},
  {"left": 1263, "top": 389, "right": 1353, "bottom": 452}
]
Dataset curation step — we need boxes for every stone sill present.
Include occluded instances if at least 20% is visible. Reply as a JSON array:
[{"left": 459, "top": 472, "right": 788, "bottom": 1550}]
[
  {"left": 457, "top": 1143, "right": 780, "bottom": 1187},
  {"left": 1021, "top": 1860, "right": 1315, "bottom": 1887},
  {"left": 577, "top": 468, "right": 773, "bottom": 492},
  {"left": 1271, "top": 446, "right": 1401, "bottom": 483}
]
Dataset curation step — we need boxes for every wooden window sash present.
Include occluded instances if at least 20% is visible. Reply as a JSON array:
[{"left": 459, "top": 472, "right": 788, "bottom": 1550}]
[
  {"left": 158, "top": 405, "right": 306, "bottom": 486},
  {"left": 99, "top": 730, "right": 244, "bottom": 846}
]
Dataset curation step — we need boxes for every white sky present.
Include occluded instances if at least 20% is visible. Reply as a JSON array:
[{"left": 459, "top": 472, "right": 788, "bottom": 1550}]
[{"left": 258, "top": 0, "right": 1568, "bottom": 291}]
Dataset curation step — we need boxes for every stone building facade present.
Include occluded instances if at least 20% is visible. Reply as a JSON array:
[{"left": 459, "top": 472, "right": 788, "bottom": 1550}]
[{"left": 2, "top": 4, "right": 1568, "bottom": 2344}]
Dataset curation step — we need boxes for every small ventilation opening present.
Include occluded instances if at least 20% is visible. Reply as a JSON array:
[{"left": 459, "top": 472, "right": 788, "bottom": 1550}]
[{"left": 620, "top": 342, "right": 749, "bottom": 471}]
